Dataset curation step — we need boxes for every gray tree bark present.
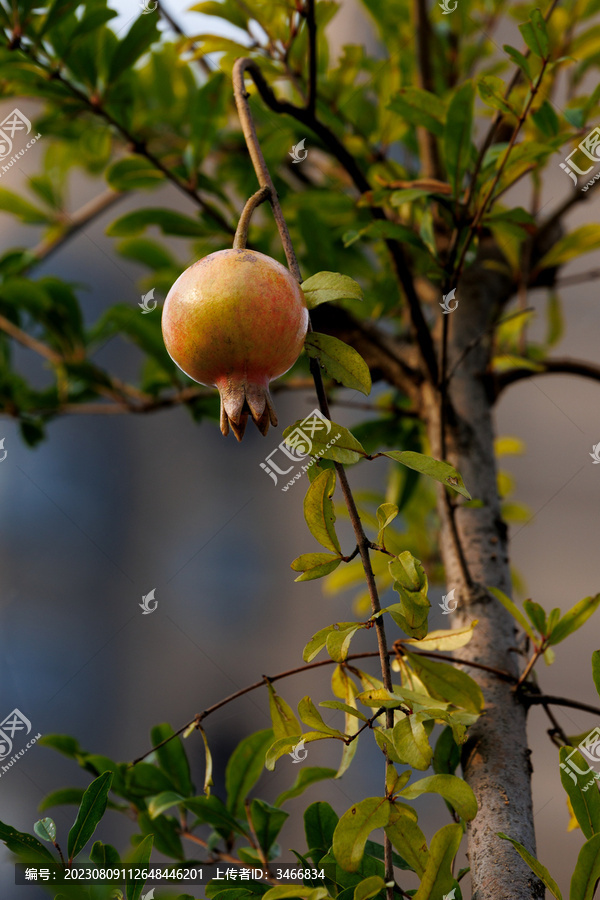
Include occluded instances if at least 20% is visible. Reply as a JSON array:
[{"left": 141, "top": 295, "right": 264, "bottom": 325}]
[{"left": 420, "top": 240, "right": 544, "bottom": 899}]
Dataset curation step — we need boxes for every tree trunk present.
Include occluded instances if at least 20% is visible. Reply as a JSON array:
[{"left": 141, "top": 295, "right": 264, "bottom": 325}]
[{"left": 420, "top": 244, "right": 544, "bottom": 900}]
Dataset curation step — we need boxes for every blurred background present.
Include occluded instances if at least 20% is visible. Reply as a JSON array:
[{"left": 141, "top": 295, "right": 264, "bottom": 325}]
[{"left": 0, "top": 1, "right": 599, "bottom": 897}]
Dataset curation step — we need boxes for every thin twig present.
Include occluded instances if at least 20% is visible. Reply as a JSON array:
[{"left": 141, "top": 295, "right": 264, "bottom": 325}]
[{"left": 305, "top": 0, "right": 317, "bottom": 117}]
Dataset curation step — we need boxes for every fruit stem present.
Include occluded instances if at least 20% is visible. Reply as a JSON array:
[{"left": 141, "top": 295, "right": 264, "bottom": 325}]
[
  {"left": 233, "top": 58, "right": 302, "bottom": 282},
  {"left": 233, "top": 186, "right": 272, "bottom": 249}
]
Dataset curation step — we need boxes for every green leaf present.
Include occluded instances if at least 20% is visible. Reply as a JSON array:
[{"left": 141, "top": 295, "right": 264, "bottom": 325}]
[
  {"left": 263, "top": 889, "right": 329, "bottom": 900},
  {"left": 268, "top": 683, "right": 302, "bottom": 739},
  {"left": 117, "top": 237, "right": 179, "bottom": 271},
  {"left": 388, "top": 88, "right": 446, "bottom": 137},
  {"left": 90, "top": 841, "right": 121, "bottom": 868},
  {"left": 376, "top": 503, "right": 399, "bottom": 548},
  {"left": 291, "top": 553, "right": 343, "bottom": 581},
  {"left": 388, "top": 551, "right": 430, "bottom": 637},
  {"left": 67, "top": 772, "right": 113, "bottom": 861},
  {"left": 354, "top": 875, "right": 386, "bottom": 900},
  {"left": 298, "top": 696, "right": 345, "bottom": 737},
  {"left": 382, "top": 450, "right": 471, "bottom": 499},
  {"left": 147, "top": 790, "right": 185, "bottom": 819},
  {"left": 539, "top": 225, "right": 600, "bottom": 269},
  {"left": 226, "top": 729, "right": 274, "bottom": 818},
  {"left": 519, "top": 9, "right": 550, "bottom": 59},
  {"left": 283, "top": 418, "right": 366, "bottom": 466},
  {"left": 250, "top": 799, "right": 289, "bottom": 853},
  {"left": 400, "top": 622, "right": 477, "bottom": 651},
  {"left": 433, "top": 726, "right": 460, "bottom": 777},
  {"left": 570, "top": 832, "right": 600, "bottom": 900},
  {"left": 343, "top": 220, "right": 427, "bottom": 252},
  {"left": 106, "top": 157, "right": 166, "bottom": 191},
  {"left": 548, "top": 594, "right": 600, "bottom": 645},
  {"left": 300, "top": 271, "right": 363, "bottom": 308},
  {"left": 392, "top": 714, "right": 433, "bottom": 770},
  {"left": 523, "top": 600, "right": 547, "bottom": 636},
  {"left": 38, "top": 788, "right": 86, "bottom": 812},
  {"left": 333, "top": 798, "right": 391, "bottom": 872},
  {"left": 413, "top": 823, "right": 462, "bottom": 900},
  {"left": 503, "top": 44, "right": 532, "bottom": 81},
  {"left": 404, "top": 651, "right": 484, "bottom": 714},
  {"left": 33, "top": 818, "right": 56, "bottom": 843},
  {"left": 304, "top": 623, "right": 353, "bottom": 663},
  {"left": 0, "top": 188, "right": 50, "bottom": 224},
  {"left": 304, "top": 801, "right": 339, "bottom": 864},
  {"left": 185, "top": 794, "right": 246, "bottom": 836},
  {"left": 477, "top": 76, "right": 515, "bottom": 116},
  {"left": 106, "top": 208, "right": 207, "bottom": 238},
  {"left": 498, "top": 833, "right": 562, "bottom": 899},
  {"left": 444, "top": 81, "right": 474, "bottom": 196},
  {"left": 559, "top": 746, "right": 600, "bottom": 839},
  {"left": 399, "top": 774, "right": 478, "bottom": 821},
  {"left": 326, "top": 624, "right": 362, "bottom": 662},
  {"left": 385, "top": 803, "right": 429, "bottom": 877},
  {"left": 0, "top": 821, "right": 55, "bottom": 863},
  {"left": 532, "top": 100, "right": 560, "bottom": 137},
  {"left": 275, "top": 767, "right": 337, "bottom": 807},
  {"left": 592, "top": 651, "right": 600, "bottom": 701},
  {"left": 150, "top": 724, "right": 194, "bottom": 797},
  {"left": 304, "top": 333, "right": 372, "bottom": 396},
  {"left": 109, "top": 13, "right": 159, "bottom": 82},
  {"left": 487, "top": 586, "right": 537, "bottom": 641},
  {"left": 125, "top": 834, "right": 154, "bottom": 900},
  {"left": 304, "top": 468, "right": 342, "bottom": 554}
]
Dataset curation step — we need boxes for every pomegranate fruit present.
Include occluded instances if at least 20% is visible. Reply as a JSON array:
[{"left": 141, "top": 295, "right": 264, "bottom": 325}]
[{"left": 162, "top": 248, "right": 308, "bottom": 440}]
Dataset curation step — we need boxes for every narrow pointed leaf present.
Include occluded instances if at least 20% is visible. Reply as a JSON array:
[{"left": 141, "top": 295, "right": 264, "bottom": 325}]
[
  {"left": 382, "top": 451, "right": 471, "bottom": 499},
  {"left": 399, "top": 622, "right": 477, "bottom": 651},
  {"left": 487, "top": 586, "right": 536, "bottom": 641},
  {"left": 304, "top": 469, "right": 342, "bottom": 554},
  {"left": 592, "top": 651, "right": 600, "bottom": 701},
  {"left": 444, "top": 82, "right": 475, "bottom": 196},
  {"left": 291, "top": 553, "right": 342, "bottom": 581},
  {"left": 548, "top": 594, "right": 600, "bottom": 645},
  {"left": 67, "top": 772, "right": 113, "bottom": 861},
  {"left": 404, "top": 651, "right": 484, "bottom": 714},
  {"left": 519, "top": 9, "right": 549, "bottom": 59},
  {"left": 305, "top": 333, "right": 371, "bottom": 395},
  {"left": 275, "top": 767, "right": 337, "bottom": 807},
  {"left": 559, "top": 746, "right": 600, "bottom": 839},
  {"left": 226, "top": 729, "right": 274, "bottom": 817},
  {"left": 570, "top": 832, "right": 600, "bottom": 900},
  {"left": 268, "top": 683, "right": 302, "bottom": 740},
  {"left": 298, "top": 696, "right": 344, "bottom": 736},
  {"left": 498, "top": 833, "right": 562, "bottom": 899}
]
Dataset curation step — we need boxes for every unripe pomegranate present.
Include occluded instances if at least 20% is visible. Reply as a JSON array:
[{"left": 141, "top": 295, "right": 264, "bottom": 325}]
[{"left": 162, "top": 248, "right": 308, "bottom": 441}]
